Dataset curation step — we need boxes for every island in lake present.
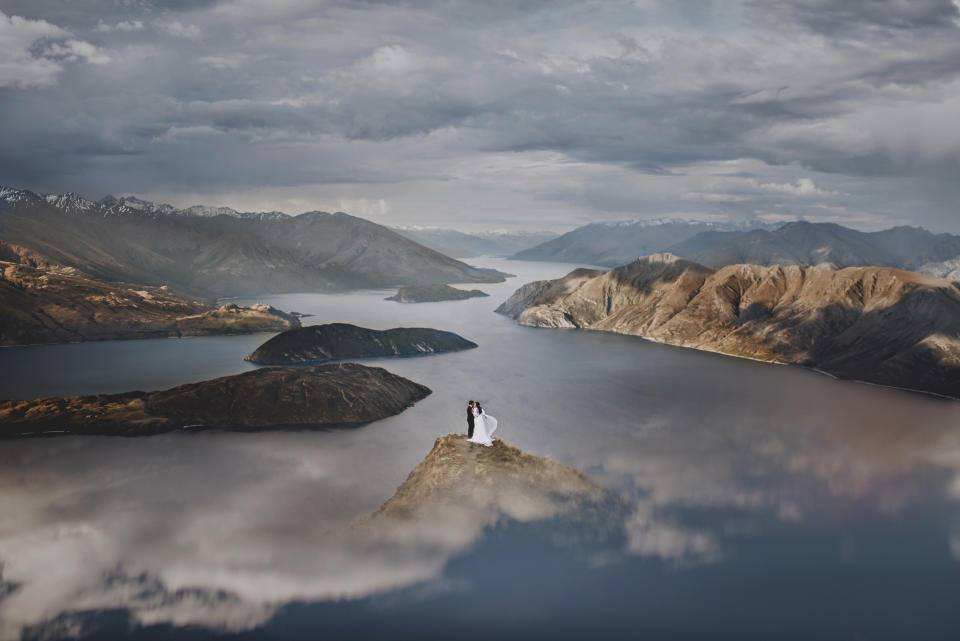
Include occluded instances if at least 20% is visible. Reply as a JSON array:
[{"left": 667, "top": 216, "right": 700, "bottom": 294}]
[
  {"left": 0, "top": 363, "right": 430, "bottom": 438},
  {"left": 386, "top": 284, "right": 489, "bottom": 303},
  {"left": 497, "top": 253, "right": 960, "bottom": 398},
  {"left": 245, "top": 322, "right": 477, "bottom": 365}
]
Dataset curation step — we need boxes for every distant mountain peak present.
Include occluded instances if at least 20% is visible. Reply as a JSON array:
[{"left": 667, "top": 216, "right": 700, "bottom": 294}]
[
  {"left": 0, "top": 186, "right": 37, "bottom": 205},
  {"left": 43, "top": 192, "right": 98, "bottom": 214}
]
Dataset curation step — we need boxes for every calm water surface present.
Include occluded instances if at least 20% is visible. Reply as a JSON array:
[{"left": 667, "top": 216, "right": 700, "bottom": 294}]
[{"left": 2, "top": 257, "right": 960, "bottom": 640}]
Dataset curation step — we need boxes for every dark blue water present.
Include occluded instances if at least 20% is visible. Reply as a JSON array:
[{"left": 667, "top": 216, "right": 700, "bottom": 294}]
[{"left": 2, "top": 258, "right": 960, "bottom": 641}]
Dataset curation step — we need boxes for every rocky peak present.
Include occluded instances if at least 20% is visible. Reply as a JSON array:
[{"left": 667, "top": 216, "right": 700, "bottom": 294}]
[
  {"left": 0, "top": 186, "right": 39, "bottom": 206},
  {"left": 43, "top": 192, "right": 97, "bottom": 214},
  {"left": 377, "top": 434, "right": 612, "bottom": 520}
]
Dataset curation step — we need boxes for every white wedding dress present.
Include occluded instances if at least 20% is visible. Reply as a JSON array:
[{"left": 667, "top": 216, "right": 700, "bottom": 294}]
[{"left": 468, "top": 407, "right": 498, "bottom": 446}]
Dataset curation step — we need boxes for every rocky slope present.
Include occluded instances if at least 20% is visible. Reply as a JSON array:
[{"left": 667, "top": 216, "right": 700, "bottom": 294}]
[
  {"left": 0, "top": 363, "right": 430, "bottom": 437},
  {"left": 0, "top": 186, "right": 508, "bottom": 297},
  {"left": 377, "top": 434, "right": 612, "bottom": 520},
  {"left": 496, "top": 253, "right": 960, "bottom": 398},
  {"left": 245, "top": 323, "right": 477, "bottom": 365},
  {"left": 0, "top": 249, "right": 299, "bottom": 346},
  {"left": 385, "top": 284, "right": 489, "bottom": 303}
]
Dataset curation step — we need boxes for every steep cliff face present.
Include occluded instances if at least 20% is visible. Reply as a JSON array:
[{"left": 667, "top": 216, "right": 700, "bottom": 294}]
[
  {"left": 0, "top": 363, "right": 431, "bottom": 437},
  {"left": 497, "top": 254, "right": 960, "bottom": 398}
]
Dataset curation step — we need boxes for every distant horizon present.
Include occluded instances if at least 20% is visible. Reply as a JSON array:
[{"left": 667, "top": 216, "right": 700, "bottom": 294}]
[{"left": 4, "top": 182, "right": 951, "bottom": 237}]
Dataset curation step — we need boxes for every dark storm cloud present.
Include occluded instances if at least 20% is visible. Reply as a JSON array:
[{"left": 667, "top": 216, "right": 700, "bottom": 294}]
[
  {"left": 751, "top": 0, "right": 960, "bottom": 36},
  {"left": 1, "top": 0, "right": 959, "bottom": 230},
  {"left": 0, "top": 0, "right": 225, "bottom": 24}
]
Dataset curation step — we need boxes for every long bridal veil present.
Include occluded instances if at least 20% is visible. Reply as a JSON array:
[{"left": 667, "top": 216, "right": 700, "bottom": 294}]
[{"left": 468, "top": 410, "right": 498, "bottom": 446}]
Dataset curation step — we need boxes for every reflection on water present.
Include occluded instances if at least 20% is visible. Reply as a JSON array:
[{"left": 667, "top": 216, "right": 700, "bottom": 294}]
[{"left": 2, "top": 258, "right": 960, "bottom": 640}]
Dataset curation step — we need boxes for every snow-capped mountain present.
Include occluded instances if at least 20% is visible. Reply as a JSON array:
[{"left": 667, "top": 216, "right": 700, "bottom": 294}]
[
  {"left": 98, "top": 195, "right": 177, "bottom": 215},
  {"left": 918, "top": 256, "right": 960, "bottom": 281},
  {"left": 96, "top": 195, "right": 290, "bottom": 220},
  {"left": 43, "top": 192, "right": 99, "bottom": 215},
  {"left": 6, "top": 189, "right": 290, "bottom": 221},
  {"left": 179, "top": 204, "right": 289, "bottom": 221},
  {"left": 0, "top": 186, "right": 37, "bottom": 206}
]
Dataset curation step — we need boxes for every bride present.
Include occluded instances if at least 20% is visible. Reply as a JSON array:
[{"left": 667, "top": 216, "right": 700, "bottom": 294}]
[{"left": 468, "top": 401, "right": 498, "bottom": 446}]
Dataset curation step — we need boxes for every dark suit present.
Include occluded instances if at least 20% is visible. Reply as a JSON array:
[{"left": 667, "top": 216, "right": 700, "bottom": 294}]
[{"left": 466, "top": 406, "right": 475, "bottom": 438}]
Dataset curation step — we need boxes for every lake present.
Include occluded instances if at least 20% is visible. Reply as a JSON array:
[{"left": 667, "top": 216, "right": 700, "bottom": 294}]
[{"left": 2, "top": 257, "right": 960, "bottom": 641}]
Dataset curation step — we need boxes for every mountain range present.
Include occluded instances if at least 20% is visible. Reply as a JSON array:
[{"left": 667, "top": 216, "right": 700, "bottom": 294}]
[
  {"left": 510, "top": 220, "right": 756, "bottom": 267},
  {"left": 0, "top": 187, "right": 508, "bottom": 298},
  {"left": 510, "top": 219, "right": 960, "bottom": 277},
  {"left": 496, "top": 253, "right": 960, "bottom": 398},
  {"left": 393, "top": 227, "right": 557, "bottom": 258},
  {"left": 687, "top": 222, "right": 960, "bottom": 271}
]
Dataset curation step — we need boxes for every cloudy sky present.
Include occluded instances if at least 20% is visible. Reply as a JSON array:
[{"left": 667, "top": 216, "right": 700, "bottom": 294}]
[{"left": 1, "top": 0, "right": 959, "bottom": 232}]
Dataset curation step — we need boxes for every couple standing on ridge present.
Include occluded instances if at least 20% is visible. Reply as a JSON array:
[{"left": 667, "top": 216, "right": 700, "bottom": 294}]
[{"left": 466, "top": 400, "right": 497, "bottom": 446}]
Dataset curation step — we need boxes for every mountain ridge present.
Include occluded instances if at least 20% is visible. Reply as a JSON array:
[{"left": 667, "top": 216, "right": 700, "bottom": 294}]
[
  {"left": 510, "top": 220, "right": 765, "bottom": 267},
  {"left": 0, "top": 186, "right": 508, "bottom": 297},
  {"left": 510, "top": 218, "right": 960, "bottom": 277},
  {"left": 496, "top": 254, "right": 960, "bottom": 398}
]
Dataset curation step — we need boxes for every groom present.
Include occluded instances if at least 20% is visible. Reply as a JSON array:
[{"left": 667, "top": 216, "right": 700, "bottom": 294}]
[{"left": 466, "top": 400, "right": 475, "bottom": 438}]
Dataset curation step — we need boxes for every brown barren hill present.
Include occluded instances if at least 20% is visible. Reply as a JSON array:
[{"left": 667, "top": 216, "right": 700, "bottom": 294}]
[{"left": 496, "top": 253, "right": 960, "bottom": 398}]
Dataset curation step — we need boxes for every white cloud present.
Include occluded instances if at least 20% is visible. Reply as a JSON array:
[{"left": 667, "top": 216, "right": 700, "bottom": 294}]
[
  {"left": 335, "top": 196, "right": 389, "bottom": 218},
  {"left": 683, "top": 176, "right": 843, "bottom": 205},
  {"left": 43, "top": 40, "right": 111, "bottom": 65},
  {"left": 156, "top": 20, "right": 201, "bottom": 39},
  {"left": 0, "top": 12, "right": 109, "bottom": 87},
  {"left": 0, "top": 11, "right": 70, "bottom": 87},
  {"left": 94, "top": 19, "right": 144, "bottom": 33},
  {"left": 198, "top": 53, "right": 252, "bottom": 70},
  {"left": 3, "top": 1, "right": 960, "bottom": 231}
]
